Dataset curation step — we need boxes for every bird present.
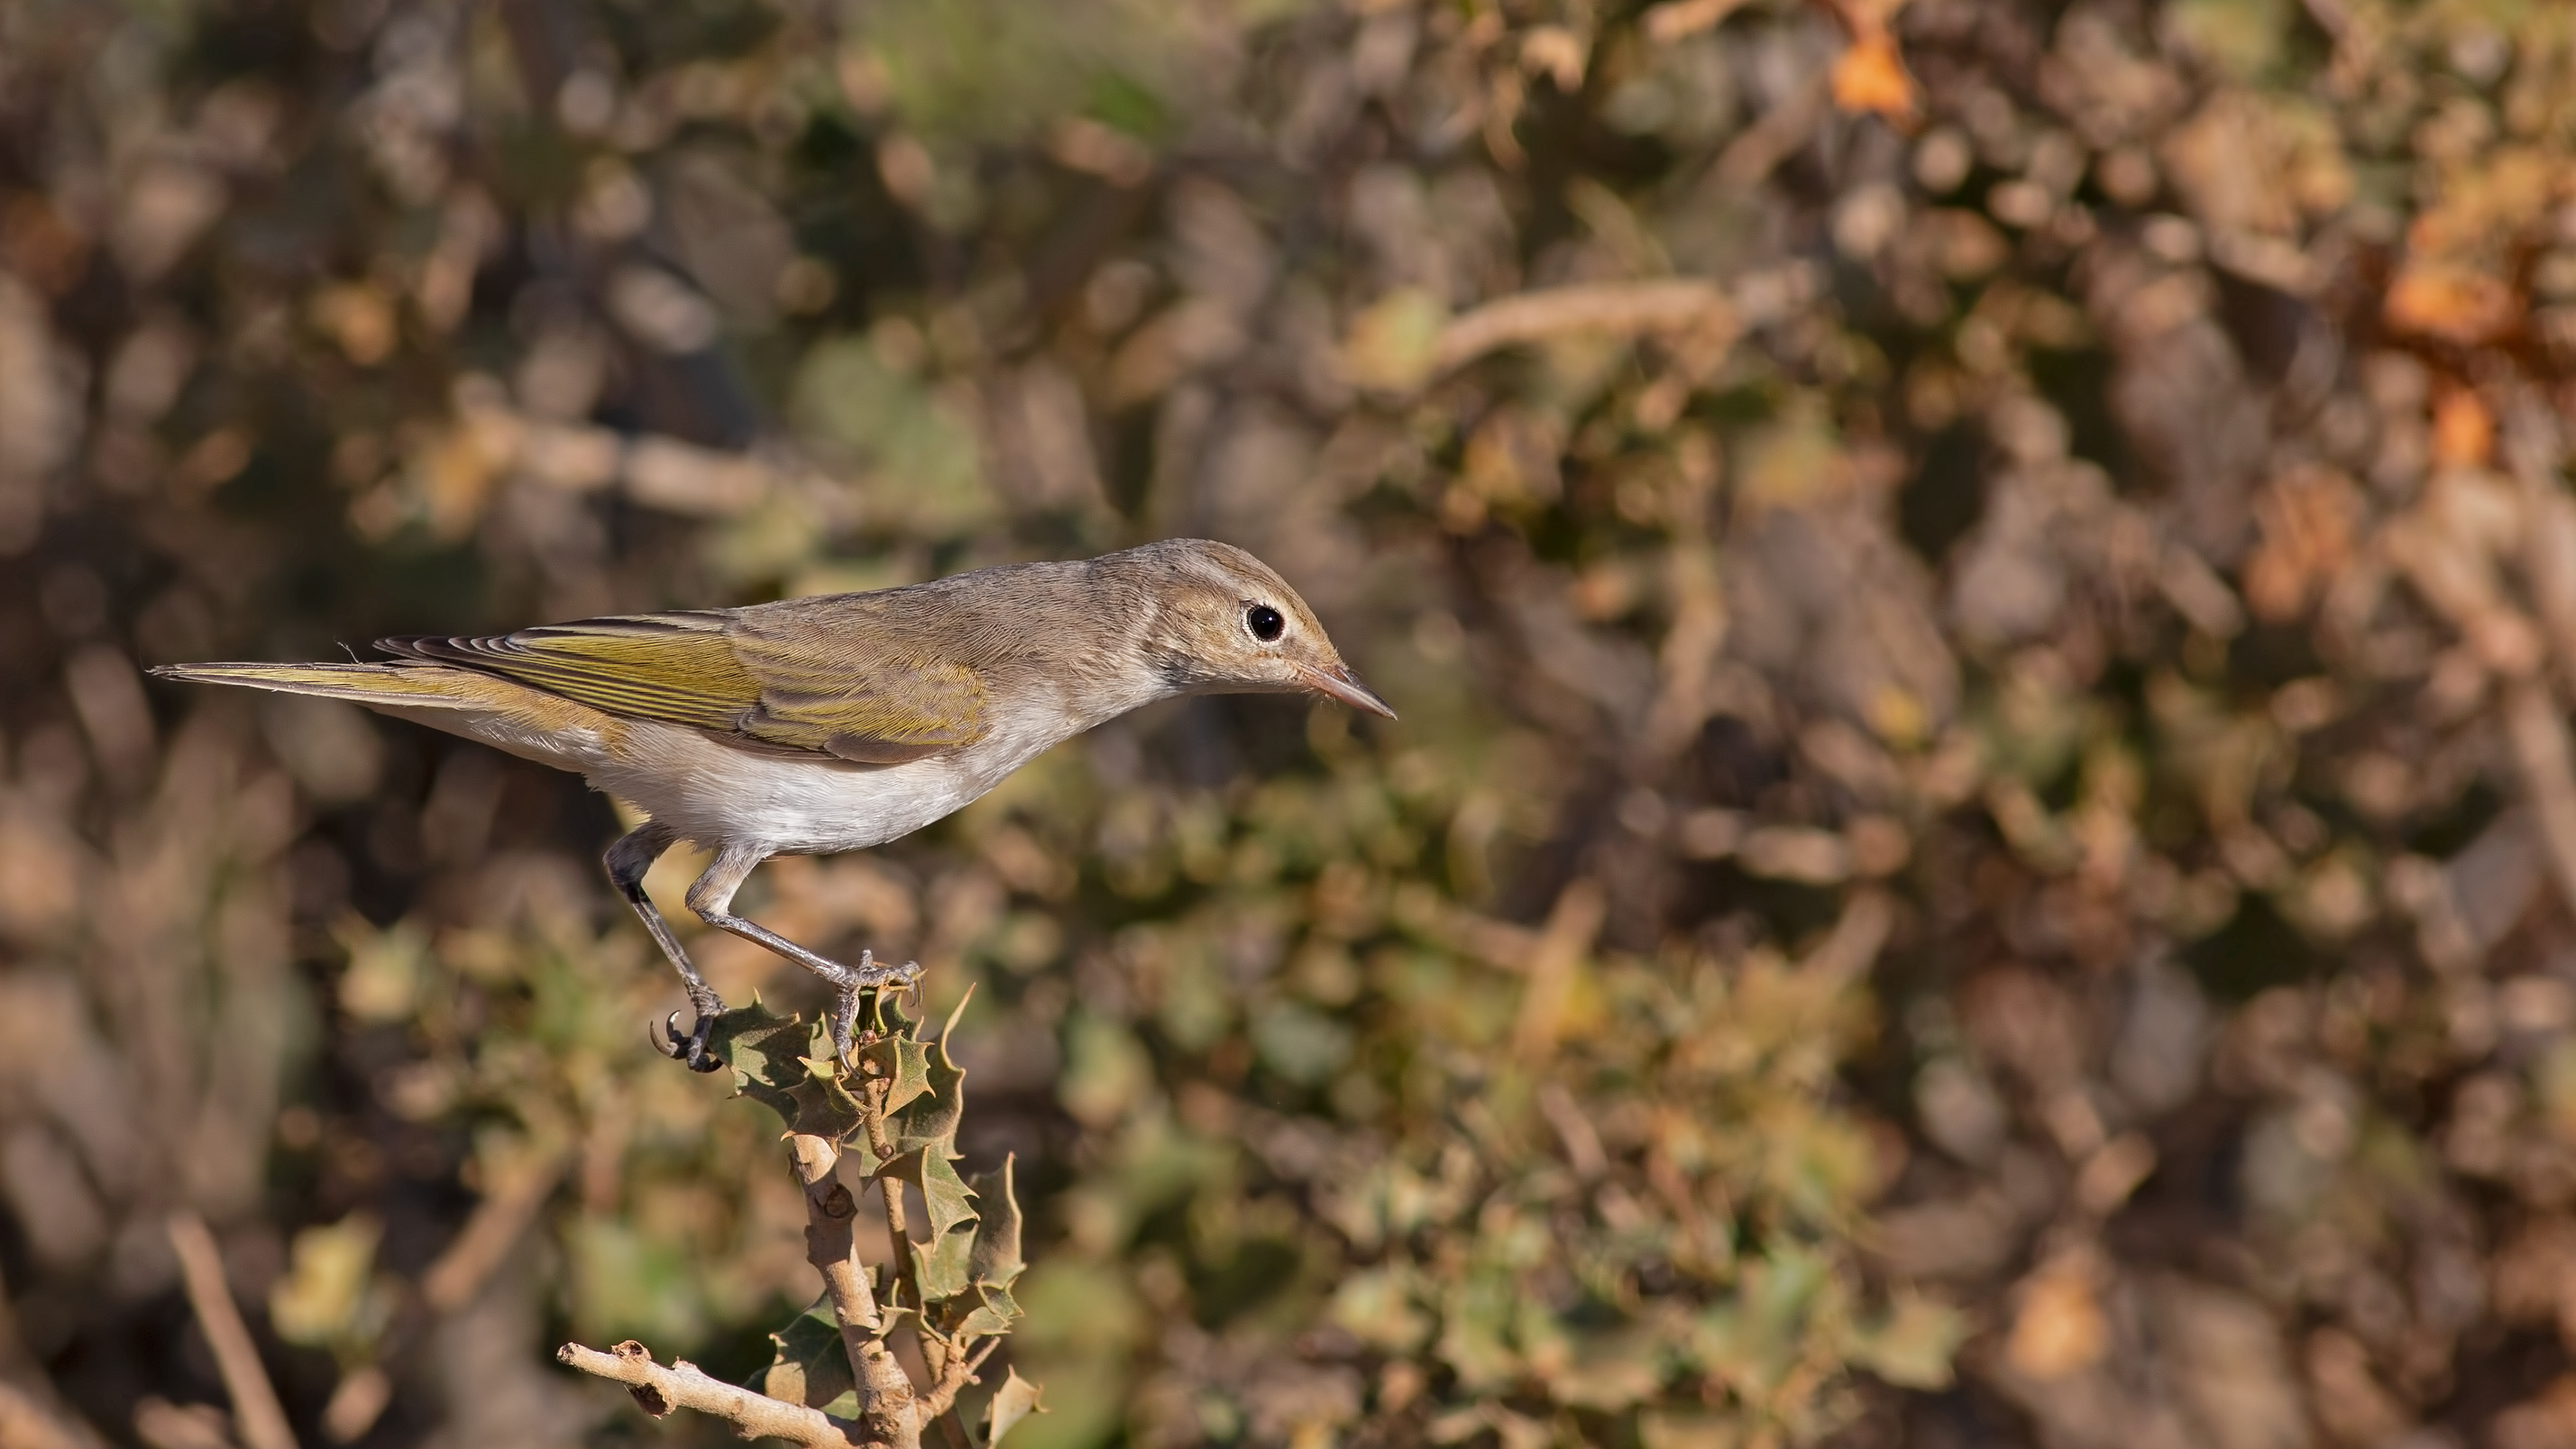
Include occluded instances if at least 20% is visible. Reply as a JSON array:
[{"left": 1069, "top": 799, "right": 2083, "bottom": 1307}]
[{"left": 152, "top": 538, "right": 1393, "bottom": 1069}]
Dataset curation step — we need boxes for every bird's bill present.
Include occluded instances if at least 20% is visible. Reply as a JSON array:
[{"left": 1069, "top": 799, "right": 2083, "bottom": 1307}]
[{"left": 1299, "top": 663, "right": 1397, "bottom": 720}]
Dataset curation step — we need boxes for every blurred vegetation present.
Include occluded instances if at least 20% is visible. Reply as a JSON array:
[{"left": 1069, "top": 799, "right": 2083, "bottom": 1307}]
[{"left": 7, "top": 0, "right": 2576, "bottom": 1446}]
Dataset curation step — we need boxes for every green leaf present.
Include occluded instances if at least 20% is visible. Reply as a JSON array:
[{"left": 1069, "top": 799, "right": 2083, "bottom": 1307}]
[
  {"left": 785, "top": 1061, "right": 871, "bottom": 1143},
  {"left": 1435, "top": 1271, "right": 1521, "bottom": 1390},
  {"left": 1851, "top": 1293, "right": 1964, "bottom": 1390},
  {"left": 955, "top": 1282, "right": 1021, "bottom": 1341},
  {"left": 759, "top": 1295, "right": 856, "bottom": 1411},
  {"left": 1328, "top": 1267, "right": 1430, "bottom": 1354},
  {"left": 268, "top": 1214, "right": 387, "bottom": 1348},
  {"left": 856, "top": 1033, "right": 935, "bottom": 1118},
  {"left": 1691, "top": 1247, "right": 1838, "bottom": 1393},
  {"left": 890, "top": 1025, "right": 967, "bottom": 1155},
  {"left": 1342, "top": 287, "right": 1448, "bottom": 393},
  {"left": 1544, "top": 1326, "right": 1670, "bottom": 1410},
  {"left": 711, "top": 998, "right": 812, "bottom": 1127},
  {"left": 986, "top": 1367, "right": 1045, "bottom": 1447},
  {"left": 847, "top": 1009, "right": 968, "bottom": 1166},
  {"left": 885, "top": 1147, "right": 979, "bottom": 1240},
  {"left": 912, "top": 1222, "right": 977, "bottom": 1304},
  {"left": 967, "top": 1155, "right": 1024, "bottom": 1289}
]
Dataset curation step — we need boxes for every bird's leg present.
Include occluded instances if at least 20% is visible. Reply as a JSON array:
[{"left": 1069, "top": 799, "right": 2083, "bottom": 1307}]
[
  {"left": 684, "top": 848, "right": 921, "bottom": 1063},
  {"left": 605, "top": 823, "right": 729, "bottom": 1073}
]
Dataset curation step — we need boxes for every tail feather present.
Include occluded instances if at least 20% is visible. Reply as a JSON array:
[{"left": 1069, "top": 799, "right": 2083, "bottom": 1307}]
[{"left": 148, "top": 661, "right": 482, "bottom": 708}]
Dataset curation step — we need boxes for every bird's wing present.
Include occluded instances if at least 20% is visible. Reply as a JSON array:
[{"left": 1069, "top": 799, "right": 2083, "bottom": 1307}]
[
  {"left": 380, "top": 606, "right": 991, "bottom": 765},
  {"left": 722, "top": 602, "right": 991, "bottom": 764}
]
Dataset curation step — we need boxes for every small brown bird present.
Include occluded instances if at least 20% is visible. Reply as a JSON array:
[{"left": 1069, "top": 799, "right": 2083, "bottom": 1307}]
[{"left": 154, "top": 539, "right": 1392, "bottom": 1067}]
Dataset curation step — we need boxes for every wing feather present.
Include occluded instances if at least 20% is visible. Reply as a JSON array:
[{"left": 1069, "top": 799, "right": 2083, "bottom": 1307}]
[
  {"left": 379, "top": 600, "right": 994, "bottom": 764},
  {"left": 727, "top": 605, "right": 989, "bottom": 763}
]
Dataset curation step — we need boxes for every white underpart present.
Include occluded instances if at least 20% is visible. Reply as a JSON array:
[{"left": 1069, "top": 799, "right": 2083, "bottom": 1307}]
[{"left": 598, "top": 722, "right": 999, "bottom": 856}]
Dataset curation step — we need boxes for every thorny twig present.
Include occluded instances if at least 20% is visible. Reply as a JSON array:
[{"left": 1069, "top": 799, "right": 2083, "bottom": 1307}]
[
  {"left": 860, "top": 1076, "right": 980, "bottom": 1449},
  {"left": 419, "top": 1144, "right": 567, "bottom": 1313},
  {"left": 557, "top": 998, "right": 1014, "bottom": 1449},
  {"left": 0, "top": 1382, "right": 105, "bottom": 1449},
  {"left": 555, "top": 1340, "right": 854, "bottom": 1446}
]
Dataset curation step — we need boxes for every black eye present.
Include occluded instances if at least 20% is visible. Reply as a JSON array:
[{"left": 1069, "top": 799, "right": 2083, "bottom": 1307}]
[{"left": 1246, "top": 604, "right": 1285, "bottom": 643}]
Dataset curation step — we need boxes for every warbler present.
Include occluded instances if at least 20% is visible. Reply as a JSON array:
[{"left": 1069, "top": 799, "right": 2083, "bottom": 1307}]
[{"left": 153, "top": 538, "right": 1393, "bottom": 1068}]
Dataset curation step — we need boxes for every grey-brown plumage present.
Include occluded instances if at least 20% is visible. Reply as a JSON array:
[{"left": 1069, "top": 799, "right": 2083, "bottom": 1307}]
[{"left": 152, "top": 539, "right": 1392, "bottom": 1067}]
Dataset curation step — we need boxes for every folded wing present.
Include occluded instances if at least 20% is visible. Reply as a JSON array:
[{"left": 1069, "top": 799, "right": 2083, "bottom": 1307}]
[{"left": 380, "top": 605, "right": 989, "bottom": 765}]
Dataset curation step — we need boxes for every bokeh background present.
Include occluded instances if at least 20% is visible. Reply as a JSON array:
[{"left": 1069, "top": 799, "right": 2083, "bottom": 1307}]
[{"left": 2, "top": 0, "right": 2575, "bottom": 1444}]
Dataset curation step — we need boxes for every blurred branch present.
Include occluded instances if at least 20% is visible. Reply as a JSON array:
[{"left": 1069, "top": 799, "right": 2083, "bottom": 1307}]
[
  {"left": 166, "top": 1214, "right": 297, "bottom": 1449},
  {"left": 2504, "top": 392, "right": 2576, "bottom": 687},
  {"left": 1511, "top": 878, "right": 1607, "bottom": 1055},
  {"left": 1434, "top": 280, "right": 1733, "bottom": 376},
  {"left": 1715, "top": 72, "right": 1831, "bottom": 186},
  {"left": 2496, "top": 391, "right": 2576, "bottom": 926},
  {"left": 2501, "top": 680, "right": 2576, "bottom": 925},
  {"left": 419, "top": 1147, "right": 566, "bottom": 1313},
  {"left": 132, "top": 1399, "right": 237, "bottom": 1449},
  {"left": 0, "top": 1382, "right": 107, "bottom": 1449},
  {"left": 1643, "top": 0, "right": 1755, "bottom": 42}
]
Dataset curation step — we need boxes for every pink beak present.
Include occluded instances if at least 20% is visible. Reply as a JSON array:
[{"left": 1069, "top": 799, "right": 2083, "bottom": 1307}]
[{"left": 1301, "top": 663, "right": 1397, "bottom": 720}]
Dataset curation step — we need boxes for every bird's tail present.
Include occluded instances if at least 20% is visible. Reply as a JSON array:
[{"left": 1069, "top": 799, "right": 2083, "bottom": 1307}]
[{"left": 148, "top": 661, "right": 484, "bottom": 708}]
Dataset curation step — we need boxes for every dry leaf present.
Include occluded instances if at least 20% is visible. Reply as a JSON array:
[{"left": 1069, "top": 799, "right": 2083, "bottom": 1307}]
[
  {"left": 2006, "top": 1263, "right": 2108, "bottom": 1381},
  {"left": 1831, "top": 32, "right": 1917, "bottom": 119},
  {"left": 2386, "top": 265, "right": 2517, "bottom": 344},
  {"left": 2432, "top": 384, "right": 2495, "bottom": 468}
]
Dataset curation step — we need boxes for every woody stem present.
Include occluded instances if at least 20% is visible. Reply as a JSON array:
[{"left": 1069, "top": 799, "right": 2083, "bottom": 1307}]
[{"left": 864, "top": 1077, "right": 951, "bottom": 1382}]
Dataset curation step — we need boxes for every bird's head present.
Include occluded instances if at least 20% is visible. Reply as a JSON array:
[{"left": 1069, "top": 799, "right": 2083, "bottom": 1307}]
[{"left": 1121, "top": 539, "right": 1395, "bottom": 719}]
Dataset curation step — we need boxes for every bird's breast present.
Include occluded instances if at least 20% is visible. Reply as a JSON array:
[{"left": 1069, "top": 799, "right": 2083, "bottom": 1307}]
[{"left": 586, "top": 712, "right": 1072, "bottom": 857}]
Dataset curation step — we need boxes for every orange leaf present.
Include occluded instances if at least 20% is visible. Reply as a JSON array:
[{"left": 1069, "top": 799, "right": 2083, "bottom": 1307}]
[
  {"left": 2244, "top": 466, "right": 2361, "bottom": 623},
  {"left": 2385, "top": 266, "right": 2516, "bottom": 345},
  {"left": 1831, "top": 32, "right": 1916, "bottom": 119},
  {"left": 2431, "top": 385, "right": 2494, "bottom": 468},
  {"left": 2006, "top": 1264, "right": 2106, "bottom": 1381}
]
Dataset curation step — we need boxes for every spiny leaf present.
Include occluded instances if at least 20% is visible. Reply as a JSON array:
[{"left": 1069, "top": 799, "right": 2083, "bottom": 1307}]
[
  {"left": 855, "top": 1032, "right": 935, "bottom": 1118},
  {"left": 986, "top": 1367, "right": 1045, "bottom": 1447},
  {"left": 912, "top": 1222, "right": 977, "bottom": 1304},
  {"left": 710, "top": 998, "right": 885, "bottom": 1141},
  {"left": 954, "top": 1282, "right": 1022, "bottom": 1342},
  {"left": 885, "top": 1146, "right": 979, "bottom": 1240},
  {"left": 938, "top": 981, "right": 977, "bottom": 1045},
  {"left": 782, "top": 1058, "right": 869, "bottom": 1142},
  {"left": 967, "top": 1155, "right": 1024, "bottom": 1290},
  {"left": 860, "top": 985, "right": 921, "bottom": 1040},
  {"left": 711, "top": 998, "right": 809, "bottom": 1126},
  {"left": 888, "top": 1022, "right": 967, "bottom": 1156},
  {"left": 759, "top": 1294, "right": 856, "bottom": 1412}
]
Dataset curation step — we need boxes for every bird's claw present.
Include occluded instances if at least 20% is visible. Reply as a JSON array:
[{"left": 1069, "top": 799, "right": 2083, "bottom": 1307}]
[
  {"left": 826, "top": 953, "right": 926, "bottom": 1065},
  {"left": 653, "top": 1009, "right": 726, "bottom": 1073},
  {"left": 829, "top": 987, "right": 863, "bottom": 1069}
]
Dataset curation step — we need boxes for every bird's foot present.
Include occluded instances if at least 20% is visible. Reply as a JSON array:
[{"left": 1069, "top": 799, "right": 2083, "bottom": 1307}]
[
  {"left": 826, "top": 949, "right": 924, "bottom": 1065},
  {"left": 653, "top": 1008, "right": 728, "bottom": 1073},
  {"left": 828, "top": 987, "right": 863, "bottom": 1068}
]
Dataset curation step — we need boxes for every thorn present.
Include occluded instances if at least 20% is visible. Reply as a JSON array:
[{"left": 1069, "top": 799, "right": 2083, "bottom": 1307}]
[{"left": 941, "top": 981, "right": 977, "bottom": 1046}]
